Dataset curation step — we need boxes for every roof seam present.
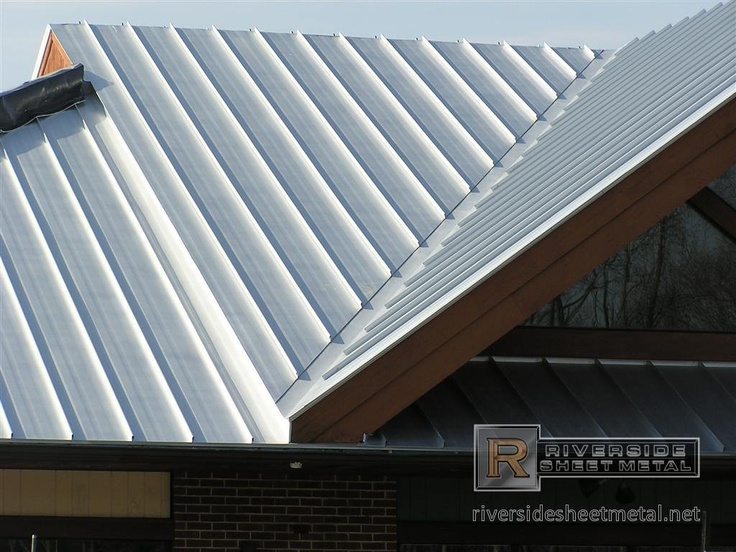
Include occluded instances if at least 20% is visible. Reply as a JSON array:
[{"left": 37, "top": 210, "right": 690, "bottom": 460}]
[
  {"left": 123, "top": 23, "right": 296, "bottom": 441},
  {"left": 166, "top": 24, "right": 355, "bottom": 338},
  {"left": 1, "top": 140, "right": 127, "bottom": 441},
  {"left": 417, "top": 37, "right": 517, "bottom": 158},
  {"left": 335, "top": 33, "right": 469, "bottom": 204},
  {"left": 289, "top": 30, "right": 443, "bottom": 241},
  {"left": 370, "top": 35, "right": 494, "bottom": 182},
  {"left": 247, "top": 30, "right": 396, "bottom": 286},
  {"left": 82, "top": 22, "right": 261, "bottom": 443},
  {"left": 278, "top": 31, "right": 417, "bottom": 260}
]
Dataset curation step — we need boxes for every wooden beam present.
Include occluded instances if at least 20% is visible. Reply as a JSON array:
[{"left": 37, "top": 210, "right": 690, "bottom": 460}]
[
  {"left": 689, "top": 186, "right": 736, "bottom": 243},
  {"left": 291, "top": 97, "right": 736, "bottom": 444},
  {"left": 484, "top": 327, "right": 736, "bottom": 361},
  {"left": 37, "top": 31, "right": 73, "bottom": 78}
]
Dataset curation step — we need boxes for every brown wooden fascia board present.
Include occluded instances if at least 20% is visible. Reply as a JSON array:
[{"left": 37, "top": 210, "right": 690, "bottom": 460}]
[
  {"left": 689, "top": 186, "right": 736, "bottom": 243},
  {"left": 486, "top": 327, "right": 736, "bottom": 362},
  {"left": 37, "top": 30, "right": 73, "bottom": 78},
  {"left": 291, "top": 97, "right": 736, "bottom": 444}
]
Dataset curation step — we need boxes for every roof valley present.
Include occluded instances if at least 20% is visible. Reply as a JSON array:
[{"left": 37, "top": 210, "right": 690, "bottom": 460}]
[{"left": 278, "top": 40, "right": 609, "bottom": 413}]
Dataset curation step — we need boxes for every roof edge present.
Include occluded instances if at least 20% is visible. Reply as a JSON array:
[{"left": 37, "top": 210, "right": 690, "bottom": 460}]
[
  {"left": 31, "top": 25, "right": 53, "bottom": 79},
  {"left": 291, "top": 95, "right": 736, "bottom": 443}
]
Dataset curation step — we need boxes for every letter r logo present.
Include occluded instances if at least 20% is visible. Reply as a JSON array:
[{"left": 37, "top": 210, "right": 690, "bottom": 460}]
[
  {"left": 475, "top": 425, "right": 539, "bottom": 491},
  {"left": 487, "top": 438, "right": 530, "bottom": 478}
]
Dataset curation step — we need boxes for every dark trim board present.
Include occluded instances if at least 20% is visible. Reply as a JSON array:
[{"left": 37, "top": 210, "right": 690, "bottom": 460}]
[
  {"left": 484, "top": 327, "right": 736, "bottom": 361},
  {"left": 0, "top": 443, "right": 733, "bottom": 478},
  {"left": 689, "top": 186, "right": 736, "bottom": 243},
  {"left": 0, "top": 441, "right": 473, "bottom": 474},
  {"left": 292, "top": 98, "right": 736, "bottom": 444},
  {"left": 0, "top": 517, "right": 173, "bottom": 540},
  {"left": 398, "top": 521, "right": 736, "bottom": 547}
]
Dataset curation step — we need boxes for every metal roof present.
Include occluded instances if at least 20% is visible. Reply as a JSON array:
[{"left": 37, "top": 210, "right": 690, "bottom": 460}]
[
  {"left": 1, "top": 23, "right": 599, "bottom": 443},
  {"left": 366, "top": 356, "right": 736, "bottom": 453},
  {"left": 1, "top": 3, "right": 734, "bottom": 445},
  {"left": 288, "top": 1, "right": 736, "bottom": 414}
]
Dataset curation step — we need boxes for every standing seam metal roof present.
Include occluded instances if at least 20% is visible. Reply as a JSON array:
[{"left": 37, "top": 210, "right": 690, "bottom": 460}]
[
  {"left": 1, "top": 22, "right": 598, "bottom": 442},
  {"left": 289, "top": 1, "right": 736, "bottom": 414},
  {"left": 370, "top": 357, "right": 736, "bottom": 453}
]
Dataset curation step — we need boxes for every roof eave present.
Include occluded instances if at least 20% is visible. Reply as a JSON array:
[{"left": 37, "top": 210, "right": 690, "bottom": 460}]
[{"left": 291, "top": 93, "right": 736, "bottom": 444}]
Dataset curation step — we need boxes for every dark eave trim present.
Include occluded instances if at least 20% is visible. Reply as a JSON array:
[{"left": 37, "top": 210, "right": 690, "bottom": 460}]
[
  {"left": 689, "top": 186, "right": 736, "bottom": 243},
  {"left": 0, "top": 442, "right": 732, "bottom": 477},
  {"left": 292, "top": 97, "right": 736, "bottom": 444},
  {"left": 484, "top": 327, "right": 736, "bottom": 361},
  {"left": 0, "top": 441, "right": 472, "bottom": 475},
  {"left": 398, "top": 521, "right": 736, "bottom": 547},
  {"left": 0, "top": 517, "right": 172, "bottom": 540}
]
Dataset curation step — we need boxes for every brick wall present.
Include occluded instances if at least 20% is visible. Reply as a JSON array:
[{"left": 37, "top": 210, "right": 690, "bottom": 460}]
[{"left": 172, "top": 471, "right": 397, "bottom": 551}]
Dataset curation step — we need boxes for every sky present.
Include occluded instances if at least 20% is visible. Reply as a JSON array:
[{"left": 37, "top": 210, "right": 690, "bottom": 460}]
[{"left": 0, "top": 0, "right": 720, "bottom": 91}]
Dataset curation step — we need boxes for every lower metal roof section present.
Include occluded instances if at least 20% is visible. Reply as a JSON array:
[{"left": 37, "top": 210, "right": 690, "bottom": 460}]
[{"left": 367, "top": 356, "right": 736, "bottom": 453}]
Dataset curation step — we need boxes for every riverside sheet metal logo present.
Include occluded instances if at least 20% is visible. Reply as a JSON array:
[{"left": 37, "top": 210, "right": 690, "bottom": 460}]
[{"left": 474, "top": 425, "right": 699, "bottom": 492}]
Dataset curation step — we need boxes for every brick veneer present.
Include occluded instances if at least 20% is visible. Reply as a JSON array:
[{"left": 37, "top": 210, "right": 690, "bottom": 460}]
[{"left": 172, "top": 471, "right": 397, "bottom": 551}]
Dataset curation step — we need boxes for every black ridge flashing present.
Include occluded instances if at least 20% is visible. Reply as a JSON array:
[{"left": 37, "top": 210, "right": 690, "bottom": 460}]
[{"left": 0, "top": 63, "right": 88, "bottom": 133}]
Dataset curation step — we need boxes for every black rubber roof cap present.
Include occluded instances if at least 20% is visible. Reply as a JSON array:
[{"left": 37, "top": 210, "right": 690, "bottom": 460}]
[{"left": 0, "top": 63, "right": 86, "bottom": 133}]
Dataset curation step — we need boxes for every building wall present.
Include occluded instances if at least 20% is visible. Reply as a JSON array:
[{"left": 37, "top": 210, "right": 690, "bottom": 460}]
[
  {"left": 172, "top": 471, "right": 397, "bottom": 551},
  {"left": 0, "top": 469, "right": 169, "bottom": 517}
]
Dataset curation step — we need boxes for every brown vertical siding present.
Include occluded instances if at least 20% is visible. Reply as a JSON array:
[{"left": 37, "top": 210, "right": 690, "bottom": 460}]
[{"left": 37, "top": 31, "right": 73, "bottom": 77}]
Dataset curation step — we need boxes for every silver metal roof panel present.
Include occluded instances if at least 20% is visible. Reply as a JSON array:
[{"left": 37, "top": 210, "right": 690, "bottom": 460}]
[
  {"left": 512, "top": 44, "right": 578, "bottom": 94},
  {"left": 306, "top": 1, "right": 736, "bottom": 404},
  {"left": 431, "top": 40, "right": 539, "bottom": 139},
  {"left": 389, "top": 38, "right": 516, "bottom": 162},
  {"left": 471, "top": 42, "right": 558, "bottom": 115},
  {"left": 259, "top": 31, "right": 444, "bottom": 241},
  {"left": 2, "top": 133, "right": 132, "bottom": 441},
  {"left": 4, "top": 6, "right": 730, "bottom": 445},
  {"left": 552, "top": 46, "right": 597, "bottom": 75},
  {"left": 0, "top": 256, "right": 72, "bottom": 440},
  {"left": 304, "top": 33, "right": 475, "bottom": 212},
  {"left": 347, "top": 35, "right": 494, "bottom": 185}
]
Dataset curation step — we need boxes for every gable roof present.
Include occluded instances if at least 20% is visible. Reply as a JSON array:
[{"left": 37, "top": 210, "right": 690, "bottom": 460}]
[
  {"left": 0, "top": 2, "right": 734, "bottom": 446},
  {"left": 287, "top": 1, "right": 736, "bottom": 442}
]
